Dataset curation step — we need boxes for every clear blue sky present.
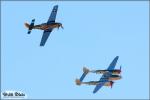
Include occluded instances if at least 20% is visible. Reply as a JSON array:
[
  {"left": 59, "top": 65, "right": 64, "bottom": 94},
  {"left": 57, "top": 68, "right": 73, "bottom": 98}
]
[{"left": 1, "top": 1, "right": 149, "bottom": 99}]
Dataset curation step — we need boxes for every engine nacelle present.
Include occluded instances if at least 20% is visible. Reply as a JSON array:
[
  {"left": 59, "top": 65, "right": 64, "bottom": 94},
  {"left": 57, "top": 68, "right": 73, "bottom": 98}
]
[{"left": 108, "top": 75, "right": 121, "bottom": 81}]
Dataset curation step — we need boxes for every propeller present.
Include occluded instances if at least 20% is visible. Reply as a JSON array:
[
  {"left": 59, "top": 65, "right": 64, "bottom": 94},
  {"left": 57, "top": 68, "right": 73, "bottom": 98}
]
[
  {"left": 120, "top": 66, "right": 122, "bottom": 71},
  {"left": 60, "top": 25, "right": 64, "bottom": 29},
  {"left": 58, "top": 24, "right": 64, "bottom": 30},
  {"left": 119, "top": 66, "right": 122, "bottom": 79},
  {"left": 110, "top": 81, "right": 114, "bottom": 88},
  {"left": 57, "top": 27, "right": 59, "bottom": 30},
  {"left": 120, "top": 65, "right": 122, "bottom": 75}
]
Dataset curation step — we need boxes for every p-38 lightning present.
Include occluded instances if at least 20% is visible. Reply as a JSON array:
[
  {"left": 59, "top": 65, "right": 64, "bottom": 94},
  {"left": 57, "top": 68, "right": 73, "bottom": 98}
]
[
  {"left": 25, "top": 5, "right": 63, "bottom": 46},
  {"left": 75, "top": 56, "right": 122, "bottom": 93}
]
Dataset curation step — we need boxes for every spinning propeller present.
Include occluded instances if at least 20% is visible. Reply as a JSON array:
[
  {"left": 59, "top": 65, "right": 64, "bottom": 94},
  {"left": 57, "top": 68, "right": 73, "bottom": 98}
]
[{"left": 110, "top": 81, "right": 114, "bottom": 88}]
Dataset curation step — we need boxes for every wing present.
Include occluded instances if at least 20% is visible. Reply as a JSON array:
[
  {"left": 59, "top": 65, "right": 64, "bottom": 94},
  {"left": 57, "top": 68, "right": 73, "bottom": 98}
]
[
  {"left": 93, "top": 56, "right": 119, "bottom": 93},
  {"left": 107, "top": 56, "right": 119, "bottom": 70},
  {"left": 93, "top": 82, "right": 105, "bottom": 93},
  {"left": 47, "top": 5, "right": 58, "bottom": 24},
  {"left": 40, "top": 28, "right": 52, "bottom": 46},
  {"left": 93, "top": 73, "right": 109, "bottom": 93}
]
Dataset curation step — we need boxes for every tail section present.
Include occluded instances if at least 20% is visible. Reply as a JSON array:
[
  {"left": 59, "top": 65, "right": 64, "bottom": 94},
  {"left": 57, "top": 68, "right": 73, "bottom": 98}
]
[
  {"left": 78, "top": 67, "right": 89, "bottom": 82},
  {"left": 25, "top": 19, "right": 35, "bottom": 34},
  {"left": 76, "top": 67, "right": 89, "bottom": 86},
  {"left": 75, "top": 79, "right": 81, "bottom": 85},
  {"left": 24, "top": 23, "right": 30, "bottom": 28},
  {"left": 83, "top": 67, "right": 89, "bottom": 74}
]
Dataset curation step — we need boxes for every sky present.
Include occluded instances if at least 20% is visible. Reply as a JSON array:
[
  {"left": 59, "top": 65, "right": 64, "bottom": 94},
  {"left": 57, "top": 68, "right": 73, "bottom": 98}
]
[{"left": 1, "top": 1, "right": 149, "bottom": 99}]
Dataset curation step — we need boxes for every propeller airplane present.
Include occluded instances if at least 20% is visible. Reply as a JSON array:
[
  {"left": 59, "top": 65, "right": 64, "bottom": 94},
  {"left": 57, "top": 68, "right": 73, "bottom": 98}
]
[
  {"left": 25, "top": 5, "right": 63, "bottom": 46},
  {"left": 75, "top": 56, "right": 122, "bottom": 93}
]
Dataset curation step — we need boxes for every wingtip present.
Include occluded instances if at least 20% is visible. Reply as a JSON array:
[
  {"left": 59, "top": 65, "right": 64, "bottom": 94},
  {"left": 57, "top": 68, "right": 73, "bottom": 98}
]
[
  {"left": 115, "top": 56, "right": 119, "bottom": 59},
  {"left": 40, "top": 44, "right": 44, "bottom": 47},
  {"left": 32, "top": 19, "right": 35, "bottom": 22},
  {"left": 93, "top": 91, "right": 97, "bottom": 94},
  {"left": 54, "top": 5, "right": 58, "bottom": 7}
]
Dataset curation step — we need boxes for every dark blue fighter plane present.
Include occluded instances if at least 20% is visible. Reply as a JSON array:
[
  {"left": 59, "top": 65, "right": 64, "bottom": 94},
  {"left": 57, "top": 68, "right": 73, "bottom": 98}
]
[
  {"left": 76, "top": 56, "right": 122, "bottom": 93},
  {"left": 25, "top": 5, "right": 63, "bottom": 46}
]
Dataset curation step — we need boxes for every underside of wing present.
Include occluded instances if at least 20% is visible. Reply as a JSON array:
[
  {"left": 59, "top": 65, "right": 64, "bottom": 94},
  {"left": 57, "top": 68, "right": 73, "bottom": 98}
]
[
  {"left": 93, "top": 73, "right": 109, "bottom": 93},
  {"left": 107, "top": 56, "right": 119, "bottom": 70},
  {"left": 40, "top": 29, "right": 52, "bottom": 46},
  {"left": 47, "top": 5, "right": 58, "bottom": 24},
  {"left": 93, "top": 81, "right": 106, "bottom": 93}
]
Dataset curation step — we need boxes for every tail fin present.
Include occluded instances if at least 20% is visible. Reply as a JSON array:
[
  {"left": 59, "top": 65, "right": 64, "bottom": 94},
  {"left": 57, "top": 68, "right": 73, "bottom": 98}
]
[
  {"left": 83, "top": 67, "right": 89, "bottom": 74},
  {"left": 75, "top": 79, "right": 81, "bottom": 85},
  {"left": 24, "top": 23, "right": 30, "bottom": 28}
]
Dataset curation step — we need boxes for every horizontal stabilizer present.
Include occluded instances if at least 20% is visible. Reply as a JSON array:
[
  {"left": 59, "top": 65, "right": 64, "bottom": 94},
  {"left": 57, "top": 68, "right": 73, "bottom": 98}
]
[
  {"left": 25, "top": 19, "right": 35, "bottom": 34},
  {"left": 83, "top": 67, "right": 89, "bottom": 74},
  {"left": 28, "top": 30, "right": 31, "bottom": 34}
]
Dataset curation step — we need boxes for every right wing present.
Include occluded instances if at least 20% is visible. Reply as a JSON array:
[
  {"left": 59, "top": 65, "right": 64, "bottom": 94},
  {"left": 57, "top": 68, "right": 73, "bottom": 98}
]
[
  {"left": 107, "top": 56, "right": 119, "bottom": 70},
  {"left": 40, "top": 28, "right": 52, "bottom": 46},
  {"left": 47, "top": 5, "right": 58, "bottom": 24}
]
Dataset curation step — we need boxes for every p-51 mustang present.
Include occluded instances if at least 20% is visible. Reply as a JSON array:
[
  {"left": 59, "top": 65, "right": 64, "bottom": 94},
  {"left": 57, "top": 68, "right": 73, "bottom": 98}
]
[
  {"left": 75, "top": 56, "right": 122, "bottom": 93},
  {"left": 25, "top": 5, "right": 63, "bottom": 46}
]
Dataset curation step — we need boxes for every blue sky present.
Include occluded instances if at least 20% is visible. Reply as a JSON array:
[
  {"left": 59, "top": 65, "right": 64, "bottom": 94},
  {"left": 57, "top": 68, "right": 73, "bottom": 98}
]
[{"left": 1, "top": 1, "right": 149, "bottom": 99}]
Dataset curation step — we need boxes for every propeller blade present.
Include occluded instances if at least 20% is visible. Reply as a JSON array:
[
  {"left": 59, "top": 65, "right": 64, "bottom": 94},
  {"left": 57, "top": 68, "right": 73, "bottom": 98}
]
[
  {"left": 111, "top": 81, "right": 114, "bottom": 88},
  {"left": 120, "top": 75, "right": 122, "bottom": 79},
  {"left": 61, "top": 25, "right": 64, "bottom": 29},
  {"left": 120, "top": 66, "right": 122, "bottom": 71},
  {"left": 120, "top": 65, "right": 122, "bottom": 74}
]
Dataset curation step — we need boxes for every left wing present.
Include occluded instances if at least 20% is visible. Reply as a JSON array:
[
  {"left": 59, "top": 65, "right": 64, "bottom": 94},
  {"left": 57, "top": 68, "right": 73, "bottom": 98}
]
[
  {"left": 107, "top": 56, "right": 119, "bottom": 70},
  {"left": 93, "top": 73, "right": 110, "bottom": 93},
  {"left": 40, "top": 28, "right": 52, "bottom": 46},
  {"left": 93, "top": 81, "right": 105, "bottom": 93},
  {"left": 40, "top": 5, "right": 58, "bottom": 46},
  {"left": 47, "top": 5, "right": 58, "bottom": 24}
]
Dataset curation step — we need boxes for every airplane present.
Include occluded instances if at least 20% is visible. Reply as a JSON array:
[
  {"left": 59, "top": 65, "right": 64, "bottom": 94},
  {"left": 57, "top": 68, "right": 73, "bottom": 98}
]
[
  {"left": 24, "top": 5, "right": 63, "bottom": 46},
  {"left": 75, "top": 56, "right": 122, "bottom": 93}
]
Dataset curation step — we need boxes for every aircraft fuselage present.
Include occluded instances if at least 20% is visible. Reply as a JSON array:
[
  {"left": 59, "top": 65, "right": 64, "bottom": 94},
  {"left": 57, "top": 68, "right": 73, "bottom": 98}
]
[
  {"left": 33, "top": 22, "right": 62, "bottom": 30},
  {"left": 82, "top": 81, "right": 113, "bottom": 87},
  {"left": 95, "top": 70, "right": 121, "bottom": 75}
]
